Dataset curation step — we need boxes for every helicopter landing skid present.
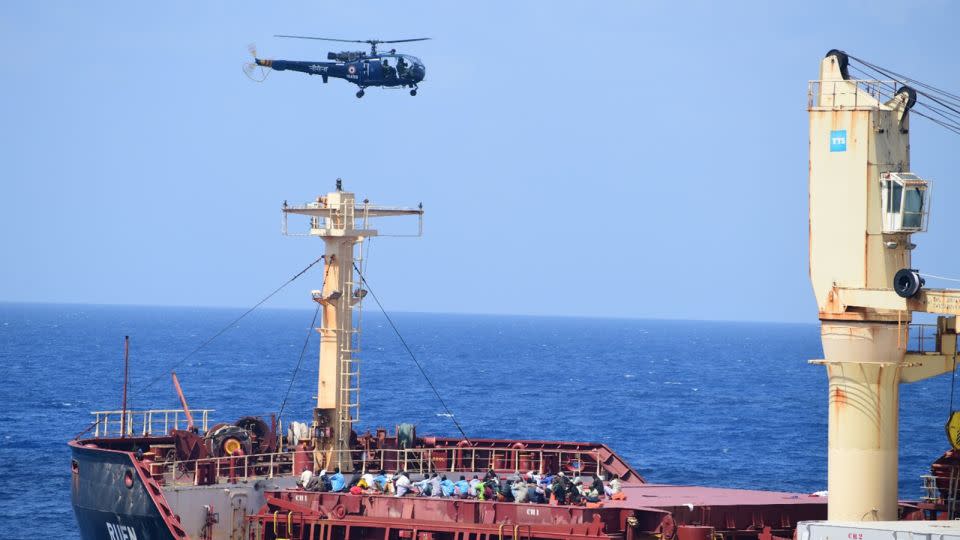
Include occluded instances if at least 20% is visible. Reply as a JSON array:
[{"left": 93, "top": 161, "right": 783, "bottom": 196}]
[{"left": 354, "top": 85, "right": 417, "bottom": 98}]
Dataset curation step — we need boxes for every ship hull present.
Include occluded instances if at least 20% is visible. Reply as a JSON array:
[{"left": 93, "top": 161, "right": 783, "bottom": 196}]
[
  {"left": 71, "top": 442, "right": 175, "bottom": 540},
  {"left": 69, "top": 433, "right": 836, "bottom": 540}
]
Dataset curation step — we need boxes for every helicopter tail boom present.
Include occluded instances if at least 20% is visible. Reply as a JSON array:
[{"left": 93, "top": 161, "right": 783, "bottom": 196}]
[{"left": 257, "top": 59, "right": 340, "bottom": 78}]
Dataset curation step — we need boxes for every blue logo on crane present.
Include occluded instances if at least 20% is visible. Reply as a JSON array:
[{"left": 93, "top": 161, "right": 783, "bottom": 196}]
[{"left": 830, "top": 130, "right": 847, "bottom": 152}]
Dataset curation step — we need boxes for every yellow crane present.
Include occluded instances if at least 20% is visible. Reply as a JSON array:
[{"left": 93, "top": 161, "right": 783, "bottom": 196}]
[{"left": 808, "top": 50, "right": 959, "bottom": 521}]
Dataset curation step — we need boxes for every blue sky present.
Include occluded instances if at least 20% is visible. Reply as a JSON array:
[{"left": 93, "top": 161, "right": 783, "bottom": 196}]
[{"left": 2, "top": 1, "right": 959, "bottom": 323}]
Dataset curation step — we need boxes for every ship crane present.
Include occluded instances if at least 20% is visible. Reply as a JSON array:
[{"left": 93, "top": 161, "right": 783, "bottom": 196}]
[
  {"left": 808, "top": 50, "right": 960, "bottom": 521},
  {"left": 282, "top": 179, "right": 423, "bottom": 471}
]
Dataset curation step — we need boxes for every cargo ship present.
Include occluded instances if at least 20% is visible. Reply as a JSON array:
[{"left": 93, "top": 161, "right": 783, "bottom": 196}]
[{"left": 70, "top": 50, "right": 960, "bottom": 540}]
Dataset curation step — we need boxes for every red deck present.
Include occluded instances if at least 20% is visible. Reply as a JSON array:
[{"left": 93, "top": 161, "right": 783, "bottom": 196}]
[
  {"left": 614, "top": 484, "right": 825, "bottom": 507},
  {"left": 249, "top": 484, "right": 828, "bottom": 540}
]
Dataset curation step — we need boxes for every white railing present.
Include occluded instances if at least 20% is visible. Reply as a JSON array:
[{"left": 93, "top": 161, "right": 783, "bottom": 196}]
[
  {"left": 808, "top": 79, "right": 900, "bottom": 109},
  {"left": 921, "top": 474, "right": 940, "bottom": 503},
  {"left": 281, "top": 202, "right": 423, "bottom": 238},
  {"left": 909, "top": 324, "right": 939, "bottom": 354},
  {"left": 155, "top": 451, "right": 295, "bottom": 485},
  {"left": 152, "top": 445, "right": 606, "bottom": 487},
  {"left": 91, "top": 409, "right": 213, "bottom": 438}
]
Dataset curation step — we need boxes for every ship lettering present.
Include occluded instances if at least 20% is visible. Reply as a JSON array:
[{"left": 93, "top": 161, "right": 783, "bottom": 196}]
[{"left": 106, "top": 522, "right": 138, "bottom": 540}]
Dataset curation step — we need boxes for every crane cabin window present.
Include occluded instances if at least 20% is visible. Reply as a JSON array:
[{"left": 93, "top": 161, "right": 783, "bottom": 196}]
[{"left": 880, "top": 172, "right": 931, "bottom": 233}]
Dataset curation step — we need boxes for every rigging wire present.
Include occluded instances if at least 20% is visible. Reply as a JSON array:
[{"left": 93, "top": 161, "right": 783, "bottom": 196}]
[
  {"left": 900, "top": 105, "right": 960, "bottom": 135},
  {"left": 74, "top": 416, "right": 103, "bottom": 440},
  {"left": 847, "top": 64, "right": 960, "bottom": 128},
  {"left": 847, "top": 53, "right": 960, "bottom": 106},
  {"left": 921, "top": 273, "right": 960, "bottom": 284},
  {"left": 847, "top": 64, "right": 960, "bottom": 125},
  {"left": 277, "top": 260, "right": 331, "bottom": 422},
  {"left": 351, "top": 261, "right": 471, "bottom": 442},
  {"left": 135, "top": 255, "right": 326, "bottom": 394},
  {"left": 277, "top": 302, "right": 322, "bottom": 422},
  {"left": 843, "top": 55, "right": 960, "bottom": 135},
  {"left": 851, "top": 73, "right": 960, "bottom": 136},
  {"left": 75, "top": 255, "right": 325, "bottom": 439}
]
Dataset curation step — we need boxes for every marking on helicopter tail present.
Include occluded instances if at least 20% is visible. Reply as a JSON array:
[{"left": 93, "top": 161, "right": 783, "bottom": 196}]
[{"left": 830, "top": 130, "right": 847, "bottom": 152}]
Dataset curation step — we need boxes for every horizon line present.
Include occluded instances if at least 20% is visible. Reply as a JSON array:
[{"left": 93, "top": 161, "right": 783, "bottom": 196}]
[{"left": 0, "top": 299, "right": 818, "bottom": 327}]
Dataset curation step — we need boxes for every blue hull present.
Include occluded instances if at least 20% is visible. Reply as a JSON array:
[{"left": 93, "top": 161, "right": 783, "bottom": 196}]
[{"left": 70, "top": 443, "right": 176, "bottom": 540}]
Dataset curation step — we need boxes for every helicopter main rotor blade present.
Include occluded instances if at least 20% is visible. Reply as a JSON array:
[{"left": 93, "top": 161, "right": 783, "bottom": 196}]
[
  {"left": 274, "top": 35, "right": 367, "bottom": 43},
  {"left": 273, "top": 35, "right": 431, "bottom": 45},
  {"left": 379, "top": 38, "right": 431, "bottom": 43}
]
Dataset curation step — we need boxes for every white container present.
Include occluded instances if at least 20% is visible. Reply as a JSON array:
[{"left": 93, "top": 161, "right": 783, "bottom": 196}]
[{"left": 798, "top": 521, "right": 960, "bottom": 540}]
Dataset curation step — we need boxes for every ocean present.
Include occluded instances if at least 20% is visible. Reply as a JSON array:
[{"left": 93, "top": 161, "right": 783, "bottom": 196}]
[{"left": 0, "top": 302, "right": 954, "bottom": 537}]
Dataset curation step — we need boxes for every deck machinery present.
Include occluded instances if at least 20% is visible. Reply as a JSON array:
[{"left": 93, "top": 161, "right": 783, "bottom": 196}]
[{"left": 808, "top": 50, "right": 959, "bottom": 521}]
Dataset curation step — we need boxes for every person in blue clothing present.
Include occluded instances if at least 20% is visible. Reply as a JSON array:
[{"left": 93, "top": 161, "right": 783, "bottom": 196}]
[
  {"left": 373, "top": 469, "right": 388, "bottom": 492},
  {"left": 330, "top": 467, "right": 346, "bottom": 492},
  {"left": 413, "top": 475, "right": 432, "bottom": 496},
  {"left": 440, "top": 475, "right": 455, "bottom": 497},
  {"left": 455, "top": 475, "right": 470, "bottom": 498}
]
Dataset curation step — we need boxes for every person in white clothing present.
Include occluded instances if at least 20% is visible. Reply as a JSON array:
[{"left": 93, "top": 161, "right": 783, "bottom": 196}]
[
  {"left": 298, "top": 469, "right": 313, "bottom": 488},
  {"left": 394, "top": 471, "right": 413, "bottom": 497}
]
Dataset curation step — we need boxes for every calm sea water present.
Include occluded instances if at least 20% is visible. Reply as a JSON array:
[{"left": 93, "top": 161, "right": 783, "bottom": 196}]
[{"left": 0, "top": 302, "right": 954, "bottom": 537}]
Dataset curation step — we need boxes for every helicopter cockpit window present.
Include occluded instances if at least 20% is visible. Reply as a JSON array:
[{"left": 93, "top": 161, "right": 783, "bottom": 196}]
[
  {"left": 395, "top": 55, "right": 409, "bottom": 76},
  {"left": 381, "top": 57, "right": 397, "bottom": 79},
  {"left": 396, "top": 55, "right": 421, "bottom": 75}
]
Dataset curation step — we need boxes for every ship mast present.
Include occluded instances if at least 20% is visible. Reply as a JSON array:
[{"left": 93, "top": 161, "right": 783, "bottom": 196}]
[
  {"left": 808, "top": 51, "right": 959, "bottom": 521},
  {"left": 283, "top": 179, "right": 422, "bottom": 471}
]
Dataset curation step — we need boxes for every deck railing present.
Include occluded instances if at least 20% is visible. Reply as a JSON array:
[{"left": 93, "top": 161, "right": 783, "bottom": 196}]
[
  {"left": 91, "top": 409, "right": 213, "bottom": 438},
  {"left": 808, "top": 79, "right": 900, "bottom": 109},
  {"left": 923, "top": 471, "right": 960, "bottom": 519},
  {"left": 151, "top": 445, "right": 605, "bottom": 487},
  {"left": 908, "top": 324, "right": 939, "bottom": 354}
]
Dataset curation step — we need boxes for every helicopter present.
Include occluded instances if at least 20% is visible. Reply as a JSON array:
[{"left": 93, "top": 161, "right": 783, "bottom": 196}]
[{"left": 244, "top": 35, "right": 429, "bottom": 98}]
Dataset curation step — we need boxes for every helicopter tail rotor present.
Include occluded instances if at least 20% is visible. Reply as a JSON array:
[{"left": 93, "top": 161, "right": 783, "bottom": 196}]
[{"left": 243, "top": 43, "right": 270, "bottom": 82}]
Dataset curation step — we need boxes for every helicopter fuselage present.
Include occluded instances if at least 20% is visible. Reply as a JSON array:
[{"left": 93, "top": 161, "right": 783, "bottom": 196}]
[{"left": 256, "top": 53, "right": 425, "bottom": 92}]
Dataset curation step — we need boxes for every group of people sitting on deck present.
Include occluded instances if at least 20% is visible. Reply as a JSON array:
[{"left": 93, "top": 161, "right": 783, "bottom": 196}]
[{"left": 297, "top": 468, "right": 625, "bottom": 506}]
